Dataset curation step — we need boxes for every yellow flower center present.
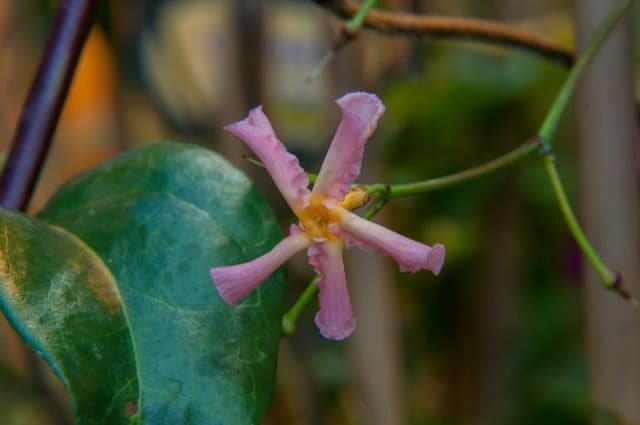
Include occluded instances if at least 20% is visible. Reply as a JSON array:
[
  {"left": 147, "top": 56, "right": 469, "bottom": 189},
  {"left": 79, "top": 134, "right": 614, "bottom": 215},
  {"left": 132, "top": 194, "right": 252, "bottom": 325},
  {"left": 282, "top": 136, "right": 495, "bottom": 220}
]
[
  {"left": 298, "top": 196, "right": 341, "bottom": 241},
  {"left": 297, "top": 188, "right": 370, "bottom": 241}
]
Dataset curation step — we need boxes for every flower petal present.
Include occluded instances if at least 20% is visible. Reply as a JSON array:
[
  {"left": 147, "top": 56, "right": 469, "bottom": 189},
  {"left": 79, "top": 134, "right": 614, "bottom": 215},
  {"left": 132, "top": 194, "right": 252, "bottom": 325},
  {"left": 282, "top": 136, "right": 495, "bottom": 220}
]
[
  {"left": 210, "top": 229, "right": 310, "bottom": 305},
  {"left": 312, "top": 92, "right": 385, "bottom": 201},
  {"left": 340, "top": 210, "right": 445, "bottom": 275},
  {"left": 224, "top": 106, "right": 310, "bottom": 210},
  {"left": 308, "top": 241, "right": 356, "bottom": 340}
]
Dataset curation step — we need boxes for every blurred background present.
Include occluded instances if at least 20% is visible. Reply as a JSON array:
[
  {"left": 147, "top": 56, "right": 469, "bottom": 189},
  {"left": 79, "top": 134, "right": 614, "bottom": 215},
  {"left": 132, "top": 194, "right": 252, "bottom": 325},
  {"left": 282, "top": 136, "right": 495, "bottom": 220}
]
[{"left": 0, "top": 0, "right": 628, "bottom": 424}]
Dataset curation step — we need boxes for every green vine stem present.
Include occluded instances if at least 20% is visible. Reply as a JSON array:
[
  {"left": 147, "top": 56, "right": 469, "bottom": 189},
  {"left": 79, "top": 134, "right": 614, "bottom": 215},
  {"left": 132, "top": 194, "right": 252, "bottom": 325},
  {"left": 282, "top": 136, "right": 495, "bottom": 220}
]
[
  {"left": 543, "top": 156, "right": 616, "bottom": 285},
  {"left": 344, "top": 0, "right": 377, "bottom": 32},
  {"left": 282, "top": 276, "right": 320, "bottom": 335},
  {"left": 535, "top": 0, "right": 631, "bottom": 292},
  {"left": 362, "top": 192, "right": 389, "bottom": 219},
  {"left": 368, "top": 138, "right": 540, "bottom": 198}
]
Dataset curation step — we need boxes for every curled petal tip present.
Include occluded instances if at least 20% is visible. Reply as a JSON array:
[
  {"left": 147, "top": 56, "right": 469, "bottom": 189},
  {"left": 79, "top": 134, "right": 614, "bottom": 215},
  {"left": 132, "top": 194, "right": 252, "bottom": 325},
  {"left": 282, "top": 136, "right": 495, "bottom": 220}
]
[
  {"left": 223, "top": 106, "right": 269, "bottom": 136},
  {"left": 336, "top": 92, "right": 385, "bottom": 123},
  {"left": 210, "top": 267, "right": 243, "bottom": 306},
  {"left": 246, "top": 105, "right": 273, "bottom": 130},
  {"left": 315, "top": 314, "right": 356, "bottom": 341},
  {"left": 426, "top": 243, "right": 446, "bottom": 276}
]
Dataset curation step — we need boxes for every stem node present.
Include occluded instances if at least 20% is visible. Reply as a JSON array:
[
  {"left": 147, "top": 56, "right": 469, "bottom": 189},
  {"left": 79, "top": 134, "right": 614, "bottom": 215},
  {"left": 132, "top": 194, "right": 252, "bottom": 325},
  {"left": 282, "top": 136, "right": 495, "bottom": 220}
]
[{"left": 609, "top": 272, "right": 638, "bottom": 306}]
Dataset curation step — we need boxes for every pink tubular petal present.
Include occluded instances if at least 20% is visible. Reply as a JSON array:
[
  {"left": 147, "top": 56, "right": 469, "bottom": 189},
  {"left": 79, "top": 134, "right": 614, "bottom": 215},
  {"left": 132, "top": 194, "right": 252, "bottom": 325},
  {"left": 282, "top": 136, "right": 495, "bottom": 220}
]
[
  {"left": 340, "top": 210, "right": 445, "bottom": 275},
  {"left": 312, "top": 92, "right": 385, "bottom": 201},
  {"left": 224, "top": 106, "right": 310, "bottom": 210},
  {"left": 308, "top": 241, "right": 356, "bottom": 340},
  {"left": 210, "top": 230, "right": 310, "bottom": 306}
]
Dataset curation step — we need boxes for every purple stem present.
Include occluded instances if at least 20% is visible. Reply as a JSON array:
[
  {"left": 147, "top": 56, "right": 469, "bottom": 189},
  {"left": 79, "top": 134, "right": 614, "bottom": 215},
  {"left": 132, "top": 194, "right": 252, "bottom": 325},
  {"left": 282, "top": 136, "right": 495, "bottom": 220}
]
[{"left": 0, "top": 0, "right": 98, "bottom": 211}]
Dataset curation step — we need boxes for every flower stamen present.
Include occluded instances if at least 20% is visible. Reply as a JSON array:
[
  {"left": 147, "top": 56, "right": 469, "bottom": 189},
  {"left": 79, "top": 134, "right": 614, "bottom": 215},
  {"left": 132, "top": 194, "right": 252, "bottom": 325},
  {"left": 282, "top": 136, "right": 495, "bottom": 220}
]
[{"left": 298, "top": 197, "right": 341, "bottom": 241}]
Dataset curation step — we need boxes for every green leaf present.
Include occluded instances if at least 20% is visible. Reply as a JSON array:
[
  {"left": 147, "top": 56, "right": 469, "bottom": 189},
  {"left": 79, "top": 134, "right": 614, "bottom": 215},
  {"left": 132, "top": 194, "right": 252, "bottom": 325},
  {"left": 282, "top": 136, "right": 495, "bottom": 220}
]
[
  {"left": 39, "top": 142, "right": 286, "bottom": 424},
  {"left": 0, "top": 209, "right": 140, "bottom": 424}
]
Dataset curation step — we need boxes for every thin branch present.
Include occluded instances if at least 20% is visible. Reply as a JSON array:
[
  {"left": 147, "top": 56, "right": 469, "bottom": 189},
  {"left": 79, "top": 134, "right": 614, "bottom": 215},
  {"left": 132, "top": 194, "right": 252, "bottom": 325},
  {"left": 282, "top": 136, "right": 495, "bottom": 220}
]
[
  {"left": 0, "top": 0, "right": 98, "bottom": 211},
  {"left": 312, "top": 0, "right": 574, "bottom": 66},
  {"left": 366, "top": 138, "right": 540, "bottom": 198},
  {"left": 543, "top": 156, "right": 616, "bottom": 286},
  {"left": 282, "top": 276, "right": 320, "bottom": 336}
]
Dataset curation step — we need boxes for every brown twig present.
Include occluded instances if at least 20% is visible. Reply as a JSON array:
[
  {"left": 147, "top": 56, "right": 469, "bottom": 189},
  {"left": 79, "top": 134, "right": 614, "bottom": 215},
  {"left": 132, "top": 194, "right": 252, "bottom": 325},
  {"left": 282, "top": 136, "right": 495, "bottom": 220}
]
[
  {"left": 312, "top": 0, "right": 575, "bottom": 66},
  {"left": 0, "top": 0, "right": 98, "bottom": 211}
]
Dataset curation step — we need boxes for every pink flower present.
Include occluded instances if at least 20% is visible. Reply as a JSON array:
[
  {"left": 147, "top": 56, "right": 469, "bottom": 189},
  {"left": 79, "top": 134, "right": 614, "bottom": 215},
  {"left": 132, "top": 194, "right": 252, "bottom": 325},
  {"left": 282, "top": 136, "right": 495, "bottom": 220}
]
[{"left": 210, "top": 92, "right": 445, "bottom": 340}]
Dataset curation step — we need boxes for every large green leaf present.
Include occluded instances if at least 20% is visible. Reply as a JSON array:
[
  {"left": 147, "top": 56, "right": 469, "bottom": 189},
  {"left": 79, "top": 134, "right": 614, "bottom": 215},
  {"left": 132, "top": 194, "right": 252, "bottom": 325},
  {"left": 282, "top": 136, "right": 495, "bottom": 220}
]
[
  {"left": 0, "top": 209, "right": 140, "bottom": 424},
  {"left": 39, "top": 142, "right": 286, "bottom": 424}
]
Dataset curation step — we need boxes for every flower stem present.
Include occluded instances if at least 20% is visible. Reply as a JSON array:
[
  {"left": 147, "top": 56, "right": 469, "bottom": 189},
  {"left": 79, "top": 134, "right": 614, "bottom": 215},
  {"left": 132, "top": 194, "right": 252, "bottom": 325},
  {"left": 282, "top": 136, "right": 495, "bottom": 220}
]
[
  {"left": 282, "top": 276, "right": 320, "bottom": 336},
  {"left": 367, "top": 138, "right": 540, "bottom": 198},
  {"left": 363, "top": 193, "right": 389, "bottom": 219},
  {"left": 543, "top": 157, "right": 616, "bottom": 285},
  {"left": 344, "top": 0, "right": 377, "bottom": 32}
]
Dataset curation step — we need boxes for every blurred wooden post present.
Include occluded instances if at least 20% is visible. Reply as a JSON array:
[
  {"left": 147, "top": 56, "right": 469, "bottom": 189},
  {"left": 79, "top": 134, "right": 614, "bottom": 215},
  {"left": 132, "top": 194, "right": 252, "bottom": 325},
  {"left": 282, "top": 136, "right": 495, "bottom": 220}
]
[
  {"left": 346, "top": 226, "right": 406, "bottom": 425},
  {"left": 467, "top": 192, "right": 520, "bottom": 424},
  {"left": 333, "top": 12, "right": 407, "bottom": 420},
  {"left": 575, "top": 0, "right": 640, "bottom": 422},
  {"left": 232, "top": 0, "right": 264, "bottom": 110}
]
